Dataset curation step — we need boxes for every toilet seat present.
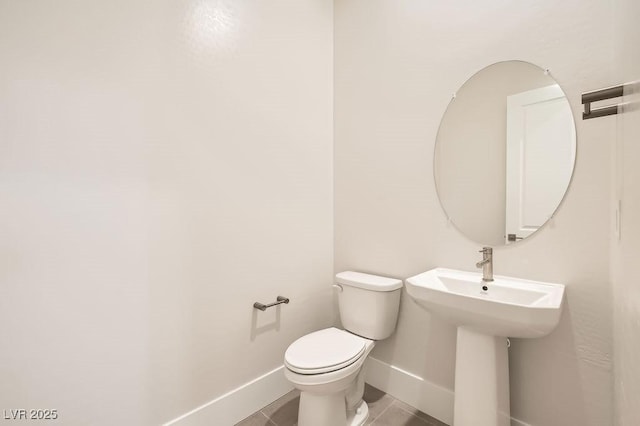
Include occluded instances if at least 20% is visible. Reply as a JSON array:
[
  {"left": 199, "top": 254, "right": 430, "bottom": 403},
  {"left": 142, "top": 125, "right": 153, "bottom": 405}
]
[{"left": 285, "top": 328, "right": 369, "bottom": 375}]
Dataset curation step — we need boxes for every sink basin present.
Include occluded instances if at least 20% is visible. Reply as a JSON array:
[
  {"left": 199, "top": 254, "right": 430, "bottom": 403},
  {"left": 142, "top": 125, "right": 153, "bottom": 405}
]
[
  {"left": 406, "top": 268, "right": 566, "bottom": 426},
  {"left": 405, "top": 268, "right": 564, "bottom": 338}
]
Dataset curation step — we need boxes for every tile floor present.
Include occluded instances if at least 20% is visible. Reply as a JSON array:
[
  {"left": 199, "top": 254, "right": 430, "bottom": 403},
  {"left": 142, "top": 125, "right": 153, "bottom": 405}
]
[{"left": 235, "top": 384, "right": 449, "bottom": 426}]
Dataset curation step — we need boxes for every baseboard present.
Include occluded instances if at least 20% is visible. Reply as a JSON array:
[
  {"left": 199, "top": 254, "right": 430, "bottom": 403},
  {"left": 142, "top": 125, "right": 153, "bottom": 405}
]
[
  {"left": 163, "top": 365, "right": 293, "bottom": 426},
  {"left": 364, "top": 356, "right": 455, "bottom": 425},
  {"left": 163, "top": 358, "right": 532, "bottom": 426},
  {"left": 365, "top": 357, "right": 531, "bottom": 426}
]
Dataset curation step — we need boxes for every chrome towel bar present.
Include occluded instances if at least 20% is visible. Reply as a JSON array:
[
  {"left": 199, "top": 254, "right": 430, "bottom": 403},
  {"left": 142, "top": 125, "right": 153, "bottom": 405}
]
[{"left": 253, "top": 296, "right": 290, "bottom": 311}]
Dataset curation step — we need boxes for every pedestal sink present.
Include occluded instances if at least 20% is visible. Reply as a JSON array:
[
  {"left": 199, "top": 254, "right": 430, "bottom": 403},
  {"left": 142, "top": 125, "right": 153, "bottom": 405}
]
[{"left": 405, "top": 268, "right": 565, "bottom": 426}]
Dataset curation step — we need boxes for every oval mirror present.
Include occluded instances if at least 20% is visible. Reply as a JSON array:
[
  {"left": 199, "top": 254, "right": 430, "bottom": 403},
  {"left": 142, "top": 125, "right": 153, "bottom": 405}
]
[{"left": 434, "top": 61, "right": 576, "bottom": 246}]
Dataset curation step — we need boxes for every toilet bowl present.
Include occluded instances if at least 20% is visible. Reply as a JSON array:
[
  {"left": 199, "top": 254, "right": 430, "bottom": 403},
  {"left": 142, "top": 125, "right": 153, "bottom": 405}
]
[{"left": 283, "top": 272, "right": 402, "bottom": 426}]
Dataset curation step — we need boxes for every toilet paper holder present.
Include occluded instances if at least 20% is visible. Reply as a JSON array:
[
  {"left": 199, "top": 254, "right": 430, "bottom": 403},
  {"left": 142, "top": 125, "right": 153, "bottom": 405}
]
[{"left": 253, "top": 296, "right": 290, "bottom": 311}]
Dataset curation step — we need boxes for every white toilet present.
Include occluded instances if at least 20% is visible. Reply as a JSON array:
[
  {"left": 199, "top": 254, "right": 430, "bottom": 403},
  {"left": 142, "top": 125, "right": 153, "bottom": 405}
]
[{"left": 284, "top": 271, "right": 402, "bottom": 426}]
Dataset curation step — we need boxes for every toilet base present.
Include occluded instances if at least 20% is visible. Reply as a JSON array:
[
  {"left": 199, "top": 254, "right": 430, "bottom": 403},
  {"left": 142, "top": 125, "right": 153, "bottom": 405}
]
[
  {"left": 298, "top": 391, "right": 345, "bottom": 426},
  {"left": 347, "top": 400, "right": 369, "bottom": 426},
  {"left": 297, "top": 393, "right": 369, "bottom": 426}
]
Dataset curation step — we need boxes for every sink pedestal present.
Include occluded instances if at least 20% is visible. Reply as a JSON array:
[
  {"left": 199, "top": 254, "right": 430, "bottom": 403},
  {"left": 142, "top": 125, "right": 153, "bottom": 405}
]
[
  {"left": 405, "top": 268, "right": 566, "bottom": 426},
  {"left": 454, "top": 327, "right": 511, "bottom": 426}
]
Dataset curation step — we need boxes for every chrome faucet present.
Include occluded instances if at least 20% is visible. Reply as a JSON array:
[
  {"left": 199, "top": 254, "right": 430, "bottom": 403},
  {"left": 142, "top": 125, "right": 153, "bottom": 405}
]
[{"left": 476, "top": 247, "right": 494, "bottom": 282}]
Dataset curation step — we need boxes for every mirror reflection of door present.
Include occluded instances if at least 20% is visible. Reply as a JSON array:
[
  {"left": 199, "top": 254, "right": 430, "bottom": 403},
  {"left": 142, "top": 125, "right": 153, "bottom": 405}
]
[{"left": 505, "top": 85, "right": 575, "bottom": 244}]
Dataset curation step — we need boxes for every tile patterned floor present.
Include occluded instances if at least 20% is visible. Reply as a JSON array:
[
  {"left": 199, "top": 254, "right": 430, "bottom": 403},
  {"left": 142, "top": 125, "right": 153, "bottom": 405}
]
[{"left": 235, "top": 384, "right": 449, "bottom": 426}]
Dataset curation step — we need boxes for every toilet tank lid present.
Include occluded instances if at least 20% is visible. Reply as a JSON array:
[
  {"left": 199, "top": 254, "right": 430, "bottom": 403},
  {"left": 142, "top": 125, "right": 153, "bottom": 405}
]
[{"left": 335, "top": 271, "right": 403, "bottom": 292}]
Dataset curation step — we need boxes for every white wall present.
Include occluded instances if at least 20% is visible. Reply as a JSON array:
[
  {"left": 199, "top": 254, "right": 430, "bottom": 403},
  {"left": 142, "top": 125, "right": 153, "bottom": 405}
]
[
  {"left": 0, "top": 0, "right": 333, "bottom": 424},
  {"left": 611, "top": 0, "right": 640, "bottom": 424},
  {"left": 335, "top": 1, "right": 614, "bottom": 425}
]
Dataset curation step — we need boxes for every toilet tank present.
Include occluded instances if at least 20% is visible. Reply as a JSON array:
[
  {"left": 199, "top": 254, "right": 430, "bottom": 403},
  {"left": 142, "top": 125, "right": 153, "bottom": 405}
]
[{"left": 335, "top": 271, "right": 403, "bottom": 340}]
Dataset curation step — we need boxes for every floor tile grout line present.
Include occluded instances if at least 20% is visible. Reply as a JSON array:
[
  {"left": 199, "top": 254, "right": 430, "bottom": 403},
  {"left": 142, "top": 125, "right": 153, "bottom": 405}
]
[
  {"left": 258, "top": 389, "right": 298, "bottom": 426},
  {"left": 391, "top": 400, "right": 432, "bottom": 425},
  {"left": 259, "top": 409, "right": 274, "bottom": 426},
  {"left": 368, "top": 397, "right": 395, "bottom": 424},
  {"left": 366, "top": 398, "right": 388, "bottom": 423},
  {"left": 265, "top": 411, "right": 277, "bottom": 426}
]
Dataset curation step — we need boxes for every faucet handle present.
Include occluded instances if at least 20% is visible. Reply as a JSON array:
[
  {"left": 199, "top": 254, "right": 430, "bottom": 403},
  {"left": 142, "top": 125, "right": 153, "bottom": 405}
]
[{"left": 479, "top": 247, "right": 492, "bottom": 253}]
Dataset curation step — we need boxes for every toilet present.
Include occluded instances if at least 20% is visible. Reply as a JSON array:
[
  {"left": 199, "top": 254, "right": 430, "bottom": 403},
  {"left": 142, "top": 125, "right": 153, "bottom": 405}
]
[{"left": 284, "top": 271, "right": 403, "bottom": 426}]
